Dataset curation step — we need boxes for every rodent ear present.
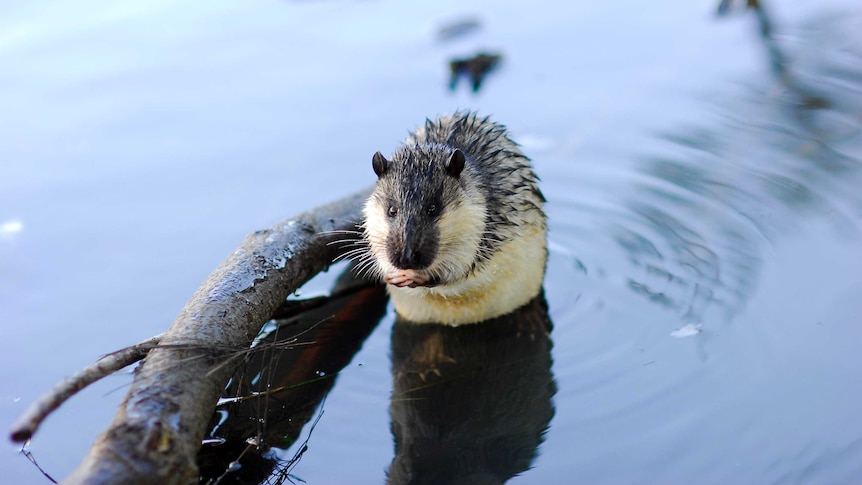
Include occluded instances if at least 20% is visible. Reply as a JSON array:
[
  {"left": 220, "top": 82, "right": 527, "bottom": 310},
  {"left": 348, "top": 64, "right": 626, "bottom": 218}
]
[
  {"left": 446, "top": 149, "right": 465, "bottom": 177},
  {"left": 372, "top": 151, "right": 389, "bottom": 178}
]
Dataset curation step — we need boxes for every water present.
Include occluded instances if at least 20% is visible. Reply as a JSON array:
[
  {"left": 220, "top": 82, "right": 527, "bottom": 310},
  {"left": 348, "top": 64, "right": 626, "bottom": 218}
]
[{"left": 3, "top": 0, "right": 862, "bottom": 483}]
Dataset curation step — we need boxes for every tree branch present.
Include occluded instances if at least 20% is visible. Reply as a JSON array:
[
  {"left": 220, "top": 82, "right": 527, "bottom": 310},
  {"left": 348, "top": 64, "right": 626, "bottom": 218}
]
[{"left": 42, "top": 187, "right": 371, "bottom": 485}]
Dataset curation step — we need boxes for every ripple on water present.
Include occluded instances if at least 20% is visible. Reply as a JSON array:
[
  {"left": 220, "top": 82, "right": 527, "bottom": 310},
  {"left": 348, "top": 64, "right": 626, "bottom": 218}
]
[{"left": 540, "top": 9, "right": 862, "bottom": 483}]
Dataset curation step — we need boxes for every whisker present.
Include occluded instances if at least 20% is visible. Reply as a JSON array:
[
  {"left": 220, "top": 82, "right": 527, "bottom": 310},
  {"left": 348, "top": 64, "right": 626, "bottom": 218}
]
[
  {"left": 326, "top": 238, "right": 365, "bottom": 247},
  {"left": 318, "top": 228, "right": 363, "bottom": 235},
  {"left": 334, "top": 251, "right": 369, "bottom": 263},
  {"left": 317, "top": 229, "right": 363, "bottom": 239}
]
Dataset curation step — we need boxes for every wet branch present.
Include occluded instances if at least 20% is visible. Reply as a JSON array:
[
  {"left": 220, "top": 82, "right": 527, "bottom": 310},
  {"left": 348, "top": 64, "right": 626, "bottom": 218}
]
[
  {"left": 10, "top": 278, "right": 364, "bottom": 445},
  {"left": 15, "top": 187, "right": 371, "bottom": 485}
]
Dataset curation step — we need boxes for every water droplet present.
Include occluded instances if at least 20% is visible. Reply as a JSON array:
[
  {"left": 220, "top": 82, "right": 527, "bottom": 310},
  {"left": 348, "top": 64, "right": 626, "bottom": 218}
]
[{"left": 670, "top": 323, "right": 702, "bottom": 338}]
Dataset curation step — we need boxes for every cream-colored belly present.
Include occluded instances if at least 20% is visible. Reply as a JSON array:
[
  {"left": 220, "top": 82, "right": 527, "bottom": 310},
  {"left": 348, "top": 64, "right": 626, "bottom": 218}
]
[{"left": 387, "top": 226, "right": 547, "bottom": 324}]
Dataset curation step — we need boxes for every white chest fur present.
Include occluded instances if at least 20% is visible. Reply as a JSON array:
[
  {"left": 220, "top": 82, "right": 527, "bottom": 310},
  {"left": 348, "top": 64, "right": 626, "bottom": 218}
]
[{"left": 387, "top": 226, "right": 547, "bottom": 324}]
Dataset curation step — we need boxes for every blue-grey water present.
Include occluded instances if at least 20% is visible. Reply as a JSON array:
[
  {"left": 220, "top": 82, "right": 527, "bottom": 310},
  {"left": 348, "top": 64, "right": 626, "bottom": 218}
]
[{"left": 2, "top": 0, "right": 862, "bottom": 483}]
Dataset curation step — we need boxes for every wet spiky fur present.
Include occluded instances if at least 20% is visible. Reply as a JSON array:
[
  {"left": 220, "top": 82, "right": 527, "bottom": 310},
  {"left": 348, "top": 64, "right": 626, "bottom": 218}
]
[{"left": 357, "top": 112, "right": 547, "bottom": 324}]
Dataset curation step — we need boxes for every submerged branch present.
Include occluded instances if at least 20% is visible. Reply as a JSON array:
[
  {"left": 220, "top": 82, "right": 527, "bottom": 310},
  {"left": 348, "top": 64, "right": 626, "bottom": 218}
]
[{"left": 42, "top": 187, "right": 371, "bottom": 485}]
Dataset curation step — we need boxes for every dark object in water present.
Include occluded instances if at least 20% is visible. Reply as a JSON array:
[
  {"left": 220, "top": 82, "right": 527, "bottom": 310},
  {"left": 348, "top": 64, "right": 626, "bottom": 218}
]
[
  {"left": 437, "top": 17, "right": 481, "bottom": 41},
  {"left": 717, "top": 0, "right": 761, "bottom": 15},
  {"left": 449, "top": 52, "right": 502, "bottom": 93}
]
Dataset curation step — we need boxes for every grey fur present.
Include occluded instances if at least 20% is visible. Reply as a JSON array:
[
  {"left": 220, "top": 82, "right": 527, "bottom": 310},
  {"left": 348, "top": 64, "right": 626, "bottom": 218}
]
[{"left": 367, "top": 112, "right": 546, "bottom": 278}]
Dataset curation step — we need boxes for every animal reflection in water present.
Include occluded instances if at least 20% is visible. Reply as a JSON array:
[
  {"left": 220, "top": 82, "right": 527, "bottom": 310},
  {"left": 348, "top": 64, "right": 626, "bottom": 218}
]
[
  {"left": 199, "top": 278, "right": 554, "bottom": 485},
  {"left": 388, "top": 293, "right": 556, "bottom": 484}
]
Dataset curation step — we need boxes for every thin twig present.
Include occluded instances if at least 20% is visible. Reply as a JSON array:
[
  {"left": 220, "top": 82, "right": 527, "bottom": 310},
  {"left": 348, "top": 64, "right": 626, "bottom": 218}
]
[{"left": 10, "top": 333, "right": 163, "bottom": 443}]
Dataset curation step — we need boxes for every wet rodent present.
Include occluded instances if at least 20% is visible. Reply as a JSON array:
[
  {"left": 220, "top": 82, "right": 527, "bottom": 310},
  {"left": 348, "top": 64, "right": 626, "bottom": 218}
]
[{"left": 359, "top": 112, "right": 547, "bottom": 324}]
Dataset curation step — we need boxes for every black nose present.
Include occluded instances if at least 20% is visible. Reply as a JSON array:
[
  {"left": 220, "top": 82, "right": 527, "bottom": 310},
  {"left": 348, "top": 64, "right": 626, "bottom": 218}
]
[
  {"left": 388, "top": 218, "right": 436, "bottom": 270},
  {"left": 395, "top": 246, "right": 426, "bottom": 270}
]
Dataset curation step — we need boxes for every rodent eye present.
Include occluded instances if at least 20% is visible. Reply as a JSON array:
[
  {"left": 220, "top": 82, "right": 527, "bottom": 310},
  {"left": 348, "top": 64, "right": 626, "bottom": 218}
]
[
  {"left": 426, "top": 204, "right": 437, "bottom": 215},
  {"left": 388, "top": 206, "right": 398, "bottom": 218}
]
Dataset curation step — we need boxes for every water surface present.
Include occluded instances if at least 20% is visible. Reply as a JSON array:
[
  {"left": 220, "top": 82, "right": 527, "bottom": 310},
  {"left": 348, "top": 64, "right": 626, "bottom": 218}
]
[{"left": 2, "top": 0, "right": 862, "bottom": 483}]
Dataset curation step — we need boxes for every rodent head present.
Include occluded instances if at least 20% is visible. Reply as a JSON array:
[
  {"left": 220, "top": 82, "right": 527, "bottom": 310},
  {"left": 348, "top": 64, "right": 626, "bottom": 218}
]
[{"left": 363, "top": 145, "right": 486, "bottom": 289}]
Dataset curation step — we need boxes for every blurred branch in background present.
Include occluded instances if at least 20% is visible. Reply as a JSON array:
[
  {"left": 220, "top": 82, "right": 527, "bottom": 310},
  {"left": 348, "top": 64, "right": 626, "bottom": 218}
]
[{"left": 718, "top": 0, "right": 830, "bottom": 114}]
